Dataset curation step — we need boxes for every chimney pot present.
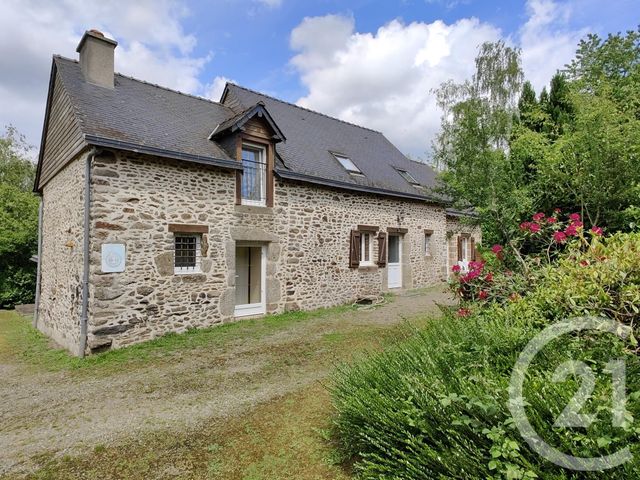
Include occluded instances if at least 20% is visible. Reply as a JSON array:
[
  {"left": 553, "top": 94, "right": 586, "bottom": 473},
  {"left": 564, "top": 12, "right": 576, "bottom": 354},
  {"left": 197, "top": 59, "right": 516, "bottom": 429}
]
[{"left": 76, "top": 29, "right": 117, "bottom": 89}]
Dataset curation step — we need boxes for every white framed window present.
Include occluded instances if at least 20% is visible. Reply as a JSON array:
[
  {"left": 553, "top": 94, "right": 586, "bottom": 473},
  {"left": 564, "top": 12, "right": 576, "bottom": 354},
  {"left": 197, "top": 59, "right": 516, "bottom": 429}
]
[
  {"left": 174, "top": 233, "right": 202, "bottom": 274},
  {"left": 360, "top": 232, "right": 374, "bottom": 266},
  {"left": 461, "top": 236, "right": 469, "bottom": 262},
  {"left": 241, "top": 142, "right": 267, "bottom": 206},
  {"left": 332, "top": 153, "right": 363, "bottom": 175},
  {"left": 424, "top": 232, "right": 432, "bottom": 256}
]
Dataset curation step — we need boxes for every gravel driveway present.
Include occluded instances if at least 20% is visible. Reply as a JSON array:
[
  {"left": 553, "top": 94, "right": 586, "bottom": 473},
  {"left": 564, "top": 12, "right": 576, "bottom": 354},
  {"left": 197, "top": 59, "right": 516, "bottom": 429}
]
[{"left": 0, "top": 287, "right": 453, "bottom": 476}]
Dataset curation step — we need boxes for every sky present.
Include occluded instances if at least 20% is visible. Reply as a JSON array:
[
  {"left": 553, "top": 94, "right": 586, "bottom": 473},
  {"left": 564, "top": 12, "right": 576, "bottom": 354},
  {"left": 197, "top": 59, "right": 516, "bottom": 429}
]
[{"left": 0, "top": 0, "right": 637, "bottom": 160}]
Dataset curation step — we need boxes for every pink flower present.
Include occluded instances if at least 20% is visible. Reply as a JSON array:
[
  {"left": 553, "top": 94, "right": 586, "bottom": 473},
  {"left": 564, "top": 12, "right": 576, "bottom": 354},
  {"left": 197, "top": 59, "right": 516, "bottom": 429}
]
[
  {"left": 484, "top": 273, "right": 494, "bottom": 282},
  {"left": 532, "top": 212, "right": 545, "bottom": 222},
  {"left": 553, "top": 231, "right": 567, "bottom": 243},
  {"left": 491, "top": 244, "right": 503, "bottom": 254},
  {"left": 478, "top": 290, "right": 488, "bottom": 300},
  {"left": 547, "top": 217, "right": 557, "bottom": 224},
  {"left": 565, "top": 224, "right": 578, "bottom": 236},
  {"left": 520, "top": 222, "right": 531, "bottom": 231},
  {"left": 469, "top": 261, "right": 485, "bottom": 272},
  {"left": 572, "top": 221, "right": 583, "bottom": 228},
  {"left": 590, "top": 226, "right": 603, "bottom": 236},
  {"left": 452, "top": 265, "right": 461, "bottom": 273},
  {"left": 569, "top": 213, "right": 581, "bottom": 222},
  {"left": 457, "top": 308, "right": 471, "bottom": 317},
  {"left": 529, "top": 223, "right": 541, "bottom": 233}
]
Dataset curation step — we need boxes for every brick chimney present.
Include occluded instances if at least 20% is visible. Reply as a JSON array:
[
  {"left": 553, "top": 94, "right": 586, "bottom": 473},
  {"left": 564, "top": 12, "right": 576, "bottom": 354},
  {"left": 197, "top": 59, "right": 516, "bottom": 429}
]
[{"left": 76, "top": 29, "right": 118, "bottom": 88}]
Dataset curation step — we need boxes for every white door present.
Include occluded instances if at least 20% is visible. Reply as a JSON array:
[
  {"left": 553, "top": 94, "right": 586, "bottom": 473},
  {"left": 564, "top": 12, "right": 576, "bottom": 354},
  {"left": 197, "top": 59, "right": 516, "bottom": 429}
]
[
  {"left": 458, "top": 236, "right": 469, "bottom": 272},
  {"left": 234, "top": 244, "right": 266, "bottom": 317},
  {"left": 388, "top": 235, "right": 402, "bottom": 289}
]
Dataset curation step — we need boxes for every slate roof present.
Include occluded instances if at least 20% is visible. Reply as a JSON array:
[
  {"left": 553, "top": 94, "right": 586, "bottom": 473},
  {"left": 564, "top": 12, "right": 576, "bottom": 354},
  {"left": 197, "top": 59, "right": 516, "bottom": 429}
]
[
  {"left": 223, "top": 84, "right": 443, "bottom": 201},
  {"left": 52, "top": 55, "right": 445, "bottom": 203},
  {"left": 52, "top": 56, "right": 239, "bottom": 169}
]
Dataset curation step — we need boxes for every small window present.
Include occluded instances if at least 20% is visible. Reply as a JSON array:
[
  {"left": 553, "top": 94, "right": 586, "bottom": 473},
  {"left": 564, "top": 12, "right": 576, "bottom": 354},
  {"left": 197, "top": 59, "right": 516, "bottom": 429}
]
[
  {"left": 333, "top": 153, "right": 362, "bottom": 175},
  {"left": 396, "top": 168, "right": 420, "bottom": 186},
  {"left": 174, "top": 234, "right": 201, "bottom": 274},
  {"left": 360, "top": 232, "right": 373, "bottom": 266},
  {"left": 424, "top": 232, "right": 432, "bottom": 256},
  {"left": 241, "top": 143, "right": 267, "bottom": 206},
  {"left": 460, "top": 236, "right": 469, "bottom": 262}
]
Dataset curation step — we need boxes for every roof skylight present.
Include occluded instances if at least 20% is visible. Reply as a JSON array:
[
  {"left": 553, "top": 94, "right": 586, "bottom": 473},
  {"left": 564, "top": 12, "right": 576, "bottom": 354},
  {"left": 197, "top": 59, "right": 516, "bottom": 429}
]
[
  {"left": 332, "top": 153, "right": 362, "bottom": 175},
  {"left": 396, "top": 168, "right": 420, "bottom": 186}
]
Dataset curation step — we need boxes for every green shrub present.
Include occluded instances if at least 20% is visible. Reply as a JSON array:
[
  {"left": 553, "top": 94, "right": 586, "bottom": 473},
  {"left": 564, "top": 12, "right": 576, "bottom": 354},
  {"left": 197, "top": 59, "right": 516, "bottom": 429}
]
[{"left": 332, "top": 233, "right": 640, "bottom": 479}]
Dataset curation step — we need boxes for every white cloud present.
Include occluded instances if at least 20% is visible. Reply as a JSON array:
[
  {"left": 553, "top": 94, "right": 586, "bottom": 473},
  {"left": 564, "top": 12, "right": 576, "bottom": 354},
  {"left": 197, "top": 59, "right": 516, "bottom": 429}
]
[
  {"left": 0, "top": 0, "right": 212, "bottom": 148},
  {"left": 203, "top": 76, "right": 236, "bottom": 102},
  {"left": 289, "top": 1, "right": 591, "bottom": 158},
  {"left": 290, "top": 15, "right": 502, "bottom": 158},
  {"left": 518, "top": 0, "right": 587, "bottom": 92}
]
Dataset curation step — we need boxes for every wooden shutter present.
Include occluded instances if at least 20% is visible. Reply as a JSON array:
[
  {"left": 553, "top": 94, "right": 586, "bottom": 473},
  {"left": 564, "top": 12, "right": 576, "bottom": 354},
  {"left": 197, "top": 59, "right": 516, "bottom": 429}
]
[
  {"left": 377, "top": 232, "right": 388, "bottom": 267},
  {"left": 470, "top": 237, "right": 476, "bottom": 261},
  {"left": 349, "top": 230, "right": 361, "bottom": 268},
  {"left": 457, "top": 236, "right": 463, "bottom": 261}
]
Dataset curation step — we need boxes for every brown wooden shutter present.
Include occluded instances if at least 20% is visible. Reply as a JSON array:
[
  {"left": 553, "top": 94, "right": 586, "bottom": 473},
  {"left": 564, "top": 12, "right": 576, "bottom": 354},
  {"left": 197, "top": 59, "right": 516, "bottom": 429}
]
[
  {"left": 470, "top": 237, "right": 476, "bottom": 261},
  {"left": 349, "top": 230, "right": 361, "bottom": 268},
  {"left": 457, "top": 236, "right": 463, "bottom": 261},
  {"left": 377, "top": 232, "right": 388, "bottom": 267}
]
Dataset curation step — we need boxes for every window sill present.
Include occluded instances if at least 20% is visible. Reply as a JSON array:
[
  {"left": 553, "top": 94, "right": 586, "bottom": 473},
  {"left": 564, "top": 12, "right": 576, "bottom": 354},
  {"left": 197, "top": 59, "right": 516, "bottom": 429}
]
[
  {"left": 174, "top": 269, "right": 202, "bottom": 275},
  {"left": 235, "top": 204, "right": 274, "bottom": 215},
  {"left": 358, "top": 264, "right": 378, "bottom": 272}
]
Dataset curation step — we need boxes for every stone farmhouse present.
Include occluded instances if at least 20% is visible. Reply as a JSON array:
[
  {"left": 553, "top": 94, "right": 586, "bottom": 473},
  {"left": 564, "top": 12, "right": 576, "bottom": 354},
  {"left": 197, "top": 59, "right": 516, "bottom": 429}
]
[{"left": 33, "top": 30, "right": 480, "bottom": 356}]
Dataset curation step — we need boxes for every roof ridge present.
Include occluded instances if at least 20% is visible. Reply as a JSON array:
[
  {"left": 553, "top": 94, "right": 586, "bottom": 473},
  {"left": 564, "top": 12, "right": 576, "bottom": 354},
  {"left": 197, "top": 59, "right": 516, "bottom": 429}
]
[
  {"left": 228, "top": 83, "right": 382, "bottom": 135},
  {"left": 54, "top": 55, "right": 234, "bottom": 111}
]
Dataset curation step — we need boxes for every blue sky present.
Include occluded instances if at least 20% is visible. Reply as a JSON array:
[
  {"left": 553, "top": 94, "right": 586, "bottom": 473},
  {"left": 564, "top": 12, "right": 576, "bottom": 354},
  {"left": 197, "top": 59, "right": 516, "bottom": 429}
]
[
  {"left": 0, "top": 0, "right": 637, "bottom": 158},
  {"left": 185, "top": 0, "right": 636, "bottom": 102}
]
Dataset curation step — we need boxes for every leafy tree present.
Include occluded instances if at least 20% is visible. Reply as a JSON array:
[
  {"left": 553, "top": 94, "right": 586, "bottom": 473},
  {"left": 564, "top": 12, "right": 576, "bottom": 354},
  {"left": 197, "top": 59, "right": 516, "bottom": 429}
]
[
  {"left": 434, "top": 41, "right": 532, "bottom": 248},
  {"left": 0, "top": 126, "right": 38, "bottom": 307},
  {"left": 0, "top": 126, "right": 36, "bottom": 191},
  {"left": 545, "top": 73, "right": 573, "bottom": 135},
  {"left": 435, "top": 30, "right": 640, "bottom": 251}
]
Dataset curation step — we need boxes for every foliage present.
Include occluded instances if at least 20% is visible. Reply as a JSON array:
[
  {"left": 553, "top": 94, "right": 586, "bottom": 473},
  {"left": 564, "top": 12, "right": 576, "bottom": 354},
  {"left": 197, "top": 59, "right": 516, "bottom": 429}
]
[
  {"left": 0, "top": 126, "right": 38, "bottom": 308},
  {"left": 0, "top": 125, "right": 35, "bottom": 191},
  {"left": 332, "top": 233, "right": 640, "bottom": 479},
  {"left": 434, "top": 41, "right": 532, "bottom": 246},
  {"left": 435, "top": 29, "right": 640, "bottom": 245}
]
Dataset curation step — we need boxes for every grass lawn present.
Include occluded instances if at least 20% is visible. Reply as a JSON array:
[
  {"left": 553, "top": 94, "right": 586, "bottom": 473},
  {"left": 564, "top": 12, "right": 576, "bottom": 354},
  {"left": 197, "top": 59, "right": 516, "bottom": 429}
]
[{"left": 0, "top": 286, "right": 449, "bottom": 479}]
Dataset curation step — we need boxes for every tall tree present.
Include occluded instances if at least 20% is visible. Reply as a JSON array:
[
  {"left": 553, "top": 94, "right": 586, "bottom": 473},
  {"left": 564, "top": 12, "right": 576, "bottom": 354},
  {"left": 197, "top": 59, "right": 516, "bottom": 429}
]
[
  {"left": 0, "top": 126, "right": 38, "bottom": 307},
  {"left": 434, "top": 41, "right": 531, "bottom": 246}
]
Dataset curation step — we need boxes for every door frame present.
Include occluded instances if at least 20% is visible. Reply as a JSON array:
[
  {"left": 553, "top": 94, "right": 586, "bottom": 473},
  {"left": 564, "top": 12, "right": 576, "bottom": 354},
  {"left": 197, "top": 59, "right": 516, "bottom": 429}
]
[
  {"left": 234, "top": 243, "right": 267, "bottom": 317},
  {"left": 387, "top": 233, "right": 403, "bottom": 289}
]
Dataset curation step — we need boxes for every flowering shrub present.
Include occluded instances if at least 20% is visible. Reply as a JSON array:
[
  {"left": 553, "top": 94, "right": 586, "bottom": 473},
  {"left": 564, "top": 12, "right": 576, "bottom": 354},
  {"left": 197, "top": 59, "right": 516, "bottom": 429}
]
[{"left": 450, "top": 211, "right": 605, "bottom": 305}]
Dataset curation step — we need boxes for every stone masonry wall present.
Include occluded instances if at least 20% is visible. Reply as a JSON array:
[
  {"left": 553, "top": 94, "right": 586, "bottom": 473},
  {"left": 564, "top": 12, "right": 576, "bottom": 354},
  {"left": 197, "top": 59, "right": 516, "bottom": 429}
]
[
  {"left": 37, "top": 153, "right": 86, "bottom": 353},
  {"left": 73, "top": 150, "right": 466, "bottom": 353}
]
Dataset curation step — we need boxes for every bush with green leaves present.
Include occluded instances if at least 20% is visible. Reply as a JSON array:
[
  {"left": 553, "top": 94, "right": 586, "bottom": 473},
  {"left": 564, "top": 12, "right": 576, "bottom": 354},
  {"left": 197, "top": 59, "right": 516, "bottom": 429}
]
[
  {"left": 0, "top": 126, "right": 38, "bottom": 308},
  {"left": 332, "top": 233, "right": 640, "bottom": 479}
]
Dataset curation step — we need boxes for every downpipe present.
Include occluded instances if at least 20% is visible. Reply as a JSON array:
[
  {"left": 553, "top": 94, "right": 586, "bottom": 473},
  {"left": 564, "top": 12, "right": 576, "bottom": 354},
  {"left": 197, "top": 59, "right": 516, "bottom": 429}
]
[
  {"left": 33, "top": 197, "right": 44, "bottom": 328},
  {"left": 79, "top": 147, "right": 100, "bottom": 357}
]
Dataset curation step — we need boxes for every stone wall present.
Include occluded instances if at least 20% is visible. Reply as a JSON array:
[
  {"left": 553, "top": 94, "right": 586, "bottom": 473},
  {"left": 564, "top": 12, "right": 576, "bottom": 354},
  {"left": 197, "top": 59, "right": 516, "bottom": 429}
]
[
  {"left": 45, "top": 149, "right": 470, "bottom": 354},
  {"left": 37, "top": 152, "right": 86, "bottom": 353}
]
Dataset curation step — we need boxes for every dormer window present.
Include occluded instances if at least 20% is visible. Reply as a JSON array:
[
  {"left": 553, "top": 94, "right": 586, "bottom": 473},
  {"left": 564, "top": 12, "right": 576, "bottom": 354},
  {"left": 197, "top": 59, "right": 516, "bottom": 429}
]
[
  {"left": 241, "top": 142, "right": 267, "bottom": 206},
  {"left": 333, "top": 153, "right": 362, "bottom": 175},
  {"left": 395, "top": 168, "right": 420, "bottom": 186}
]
